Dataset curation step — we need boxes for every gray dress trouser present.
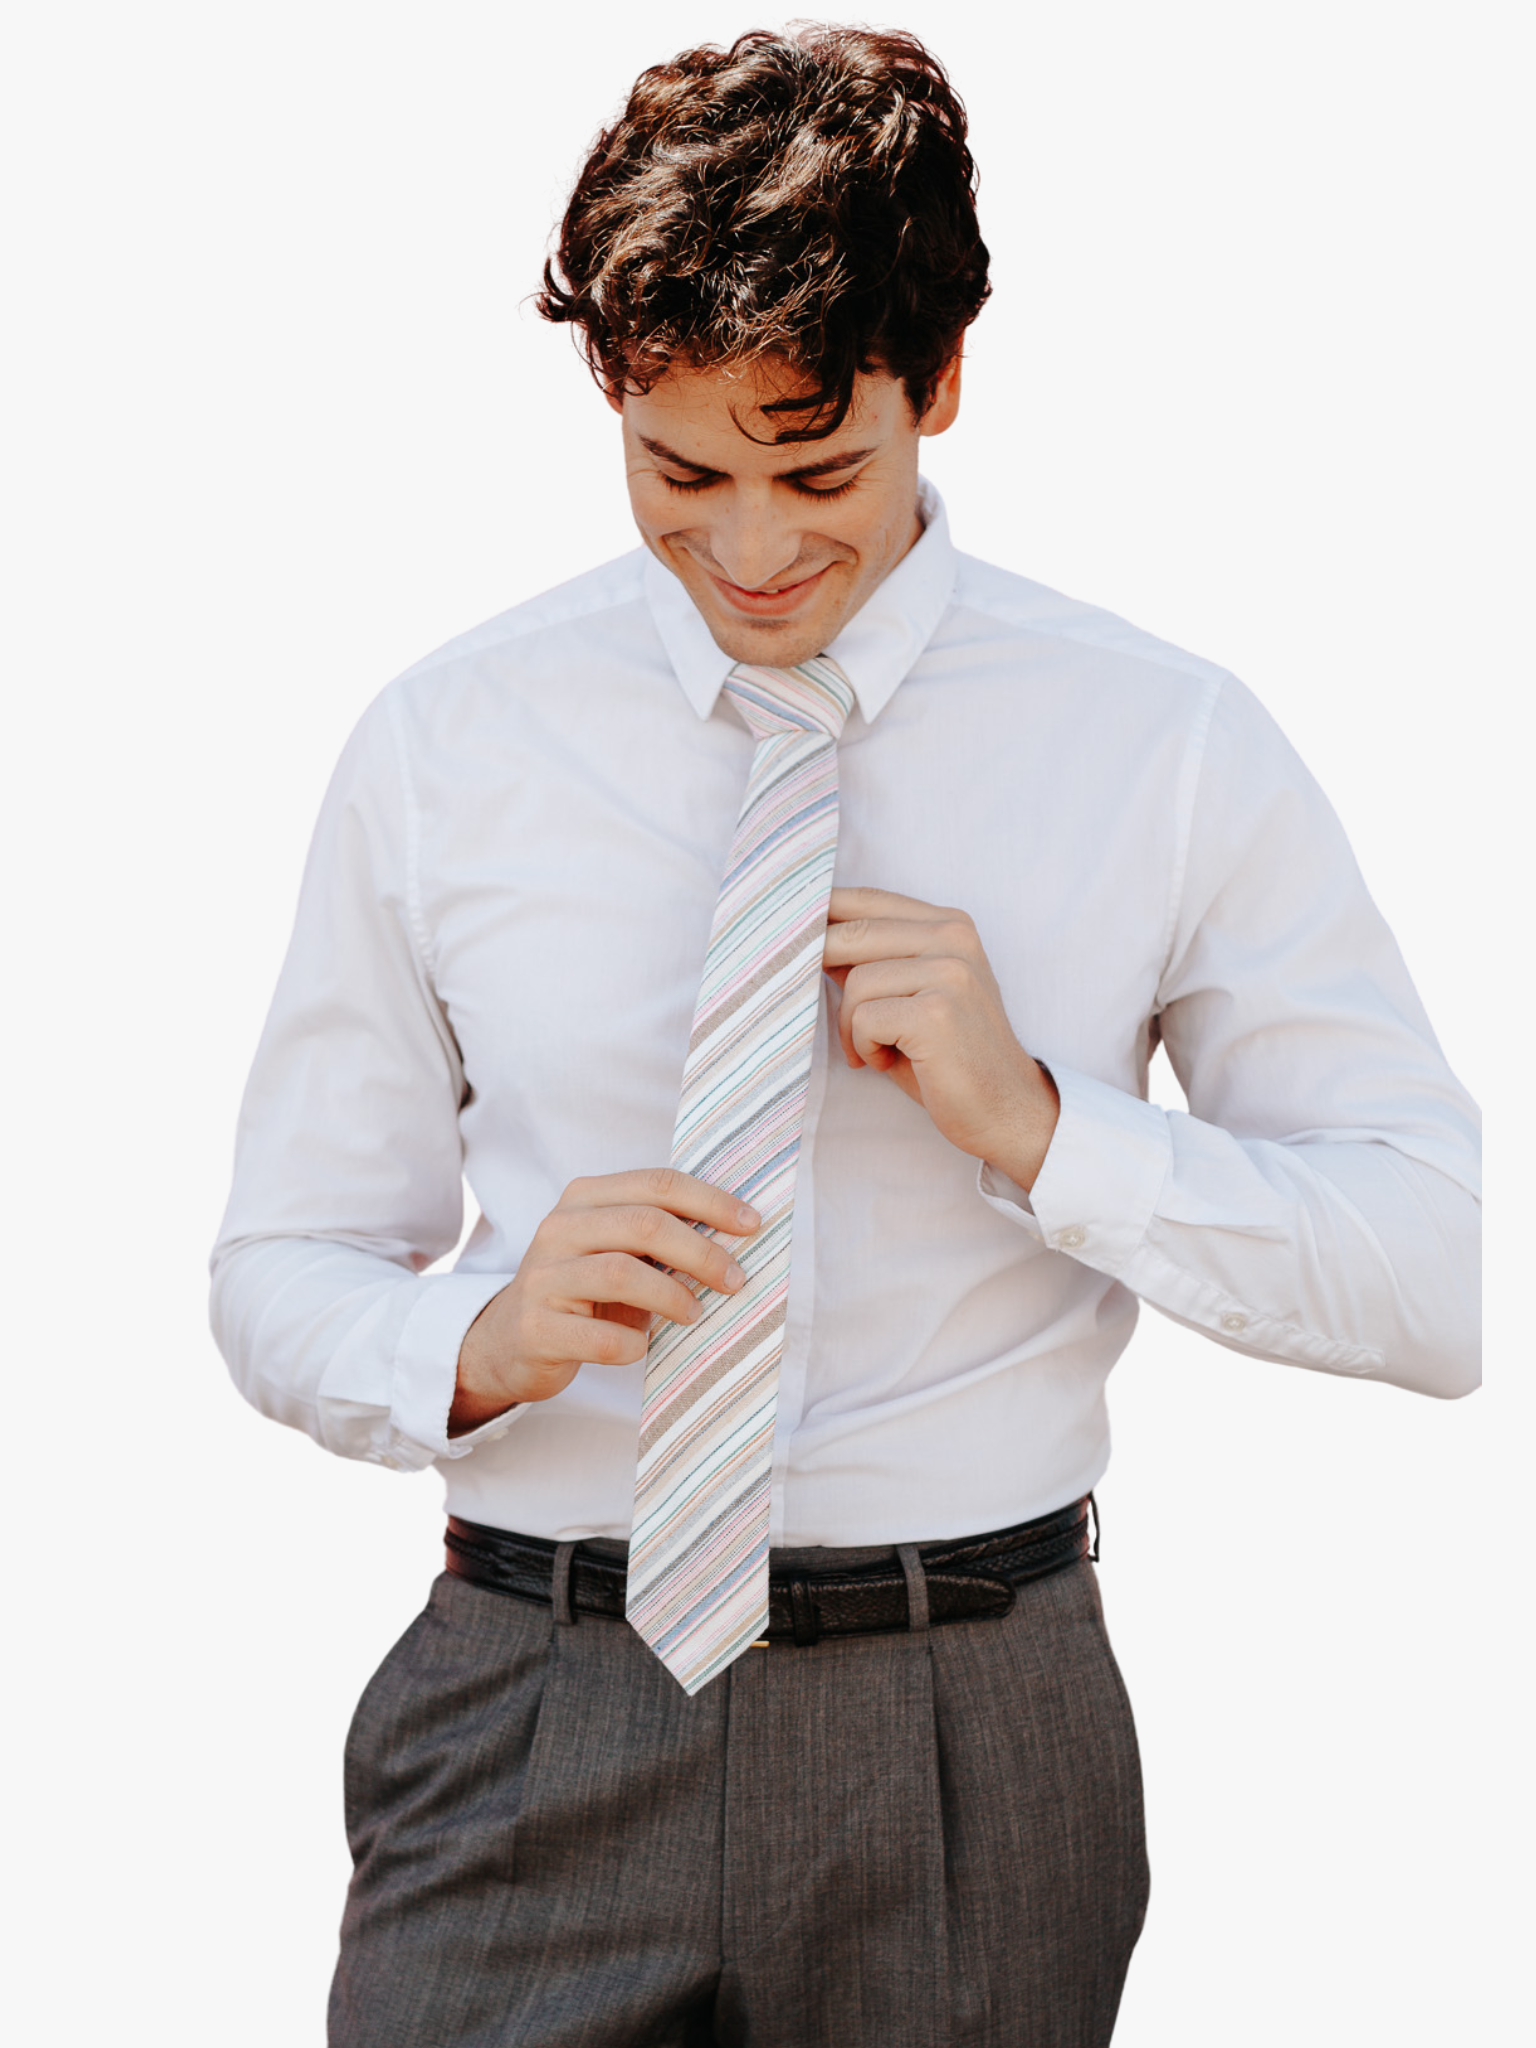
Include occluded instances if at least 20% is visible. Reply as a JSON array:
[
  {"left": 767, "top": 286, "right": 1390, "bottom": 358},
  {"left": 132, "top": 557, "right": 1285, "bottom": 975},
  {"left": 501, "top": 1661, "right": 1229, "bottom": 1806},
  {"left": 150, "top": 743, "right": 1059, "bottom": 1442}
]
[{"left": 330, "top": 1545, "right": 1149, "bottom": 2047}]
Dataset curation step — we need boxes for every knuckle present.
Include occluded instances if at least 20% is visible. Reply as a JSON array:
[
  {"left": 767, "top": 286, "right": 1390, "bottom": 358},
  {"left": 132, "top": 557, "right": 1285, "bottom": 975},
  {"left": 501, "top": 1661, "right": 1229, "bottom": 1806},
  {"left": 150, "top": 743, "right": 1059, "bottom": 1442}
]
[
  {"left": 588, "top": 1322, "right": 626, "bottom": 1363},
  {"left": 560, "top": 1175, "right": 591, "bottom": 1205},
  {"left": 628, "top": 1204, "right": 664, "bottom": 1244},
  {"left": 582, "top": 1252, "right": 624, "bottom": 1295},
  {"left": 527, "top": 1220, "right": 564, "bottom": 1264},
  {"left": 642, "top": 1165, "right": 680, "bottom": 1202},
  {"left": 526, "top": 1310, "right": 568, "bottom": 1364}
]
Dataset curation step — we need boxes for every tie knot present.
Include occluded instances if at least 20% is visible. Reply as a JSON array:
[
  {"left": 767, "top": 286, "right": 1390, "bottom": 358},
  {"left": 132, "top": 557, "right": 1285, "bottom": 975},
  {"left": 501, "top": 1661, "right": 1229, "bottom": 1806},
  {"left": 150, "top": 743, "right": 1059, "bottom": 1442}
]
[{"left": 723, "top": 657, "right": 855, "bottom": 741}]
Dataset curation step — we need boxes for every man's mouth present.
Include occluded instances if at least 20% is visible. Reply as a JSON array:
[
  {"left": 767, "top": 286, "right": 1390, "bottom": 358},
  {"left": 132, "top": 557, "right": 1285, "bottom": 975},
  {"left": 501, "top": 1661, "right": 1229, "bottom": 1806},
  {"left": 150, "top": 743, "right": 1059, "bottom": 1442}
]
[{"left": 705, "top": 564, "right": 833, "bottom": 618}]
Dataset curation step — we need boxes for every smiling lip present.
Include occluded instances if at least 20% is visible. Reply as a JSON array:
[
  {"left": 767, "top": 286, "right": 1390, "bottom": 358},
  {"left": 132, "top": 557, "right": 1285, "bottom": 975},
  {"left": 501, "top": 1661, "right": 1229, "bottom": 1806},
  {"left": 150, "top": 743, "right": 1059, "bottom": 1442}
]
[{"left": 706, "top": 564, "right": 831, "bottom": 618}]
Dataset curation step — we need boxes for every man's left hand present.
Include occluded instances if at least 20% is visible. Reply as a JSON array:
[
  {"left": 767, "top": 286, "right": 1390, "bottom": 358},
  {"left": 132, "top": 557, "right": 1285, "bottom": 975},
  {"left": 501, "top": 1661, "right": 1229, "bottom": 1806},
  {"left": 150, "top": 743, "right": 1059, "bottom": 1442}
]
[{"left": 823, "top": 887, "right": 1061, "bottom": 1191}]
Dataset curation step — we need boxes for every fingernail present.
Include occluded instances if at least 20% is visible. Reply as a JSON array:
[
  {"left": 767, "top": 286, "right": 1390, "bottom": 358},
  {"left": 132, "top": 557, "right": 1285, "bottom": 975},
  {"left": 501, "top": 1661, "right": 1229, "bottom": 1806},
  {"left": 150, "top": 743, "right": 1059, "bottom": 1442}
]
[
  {"left": 735, "top": 1203, "right": 759, "bottom": 1228},
  {"left": 723, "top": 1260, "right": 746, "bottom": 1288}
]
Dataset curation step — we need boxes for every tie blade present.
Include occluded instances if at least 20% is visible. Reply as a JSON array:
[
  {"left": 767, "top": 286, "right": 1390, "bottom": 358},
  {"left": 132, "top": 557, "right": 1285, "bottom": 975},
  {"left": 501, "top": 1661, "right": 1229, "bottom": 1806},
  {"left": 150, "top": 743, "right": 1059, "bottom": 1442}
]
[
  {"left": 627, "top": 1493, "right": 772, "bottom": 1693},
  {"left": 669, "top": 1609, "right": 770, "bottom": 1697},
  {"left": 628, "top": 659, "right": 849, "bottom": 1693}
]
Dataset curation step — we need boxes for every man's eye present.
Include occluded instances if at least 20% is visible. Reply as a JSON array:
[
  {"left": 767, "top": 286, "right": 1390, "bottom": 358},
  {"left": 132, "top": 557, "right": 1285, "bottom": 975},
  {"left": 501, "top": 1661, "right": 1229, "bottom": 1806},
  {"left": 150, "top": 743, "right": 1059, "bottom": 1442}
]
[
  {"left": 660, "top": 472, "right": 717, "bottom": 493},
  {"left": 793, "top": 477, "right": 859, "bottom": 500}
]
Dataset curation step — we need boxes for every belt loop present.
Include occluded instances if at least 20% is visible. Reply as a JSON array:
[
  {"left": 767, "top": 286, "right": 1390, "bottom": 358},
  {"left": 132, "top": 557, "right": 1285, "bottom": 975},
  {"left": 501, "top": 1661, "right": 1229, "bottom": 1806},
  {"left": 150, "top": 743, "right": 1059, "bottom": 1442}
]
[
  {"left": 551, "top": 1542, "right": 577, "bottom": 1625},
  {"left": 788, "top": 1575, "right": 822, "bottom": 1647},
  {"left": 1087, "top": 1493, "right": 1100, "bottom": 1563},
  {"left": 897, "top": 1544, "right": 930, "bottom": 1634}
]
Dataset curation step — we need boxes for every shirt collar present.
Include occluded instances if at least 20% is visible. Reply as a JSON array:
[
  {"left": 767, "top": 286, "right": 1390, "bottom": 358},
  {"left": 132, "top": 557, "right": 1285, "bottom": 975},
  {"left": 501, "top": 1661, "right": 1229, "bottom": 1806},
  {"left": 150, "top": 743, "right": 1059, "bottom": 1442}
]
[{"left": 643, "top": 476, "right": 957, "bottom": 723}]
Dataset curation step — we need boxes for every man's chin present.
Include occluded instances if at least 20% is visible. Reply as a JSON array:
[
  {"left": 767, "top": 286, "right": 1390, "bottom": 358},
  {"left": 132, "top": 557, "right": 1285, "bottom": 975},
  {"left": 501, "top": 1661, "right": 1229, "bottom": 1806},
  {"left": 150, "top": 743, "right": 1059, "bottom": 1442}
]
[
  {"left": 665, "top": 555, "right": 855, "bottom": 668},
  {"left": 703, "top": 613, "right": 835, "bottom": 670},
  {"left": 696, "top": 579, "right": 861, "bottom": 666}
]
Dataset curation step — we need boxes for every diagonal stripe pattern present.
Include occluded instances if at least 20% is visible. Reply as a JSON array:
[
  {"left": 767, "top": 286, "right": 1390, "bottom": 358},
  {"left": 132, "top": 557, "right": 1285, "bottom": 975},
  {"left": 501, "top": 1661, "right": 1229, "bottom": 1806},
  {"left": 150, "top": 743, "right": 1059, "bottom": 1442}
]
[{"left": 627, "top": 655, "right": 855, "bottom": 1694}]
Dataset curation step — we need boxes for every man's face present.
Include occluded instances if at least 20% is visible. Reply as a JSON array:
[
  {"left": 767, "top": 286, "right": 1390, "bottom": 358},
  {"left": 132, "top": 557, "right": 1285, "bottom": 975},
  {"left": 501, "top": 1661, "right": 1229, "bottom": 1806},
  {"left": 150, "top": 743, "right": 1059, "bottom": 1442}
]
[{"left": 616, "top": 354, "right": 962, "bottom": 669}]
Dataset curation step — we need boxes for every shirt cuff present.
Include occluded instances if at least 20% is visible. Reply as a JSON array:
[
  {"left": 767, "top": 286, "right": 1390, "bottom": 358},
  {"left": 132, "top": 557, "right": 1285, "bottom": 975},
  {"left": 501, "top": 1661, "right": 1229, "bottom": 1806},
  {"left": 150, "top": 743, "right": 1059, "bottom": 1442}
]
[
  {"left": 977, "top": 1064, "right": 1172, "bottom": 1277},
  {"left": 389, "top": 1269, "right": 526, "bottom": 1468}
]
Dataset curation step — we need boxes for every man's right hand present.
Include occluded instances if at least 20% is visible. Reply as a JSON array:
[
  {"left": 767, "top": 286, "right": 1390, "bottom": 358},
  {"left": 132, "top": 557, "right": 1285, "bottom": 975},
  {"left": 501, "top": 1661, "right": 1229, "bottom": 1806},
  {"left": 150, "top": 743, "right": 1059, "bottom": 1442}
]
[{"left": 449, "top": 1168, "right": 760, "bottom": 1435}]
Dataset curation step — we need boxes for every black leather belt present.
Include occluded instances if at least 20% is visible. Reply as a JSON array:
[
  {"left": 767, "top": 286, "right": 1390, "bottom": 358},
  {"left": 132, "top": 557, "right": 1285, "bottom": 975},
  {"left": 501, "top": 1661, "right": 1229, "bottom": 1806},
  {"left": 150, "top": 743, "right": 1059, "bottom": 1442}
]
[{"left": 444, "top": 1496, "right": 1096, "bottom": 1646}]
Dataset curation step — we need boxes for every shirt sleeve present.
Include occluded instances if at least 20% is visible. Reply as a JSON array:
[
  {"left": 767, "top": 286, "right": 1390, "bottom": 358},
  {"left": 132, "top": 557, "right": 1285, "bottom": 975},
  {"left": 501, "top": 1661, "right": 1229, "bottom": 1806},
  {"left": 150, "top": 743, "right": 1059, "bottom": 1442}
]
[
  {"left": 209, "top": 688, "right": 523, "bottom": 1470},
  {"left": 980, "top": 674, "right": 1481, "bottom": 1399}
]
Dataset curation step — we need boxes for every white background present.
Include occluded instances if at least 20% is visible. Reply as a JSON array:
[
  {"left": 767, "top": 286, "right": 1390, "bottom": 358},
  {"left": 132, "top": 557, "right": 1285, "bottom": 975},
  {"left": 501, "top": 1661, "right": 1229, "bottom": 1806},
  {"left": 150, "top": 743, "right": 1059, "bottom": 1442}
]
[{"left": 2, "top": 3, "right": 1527, "bottom": 2041}]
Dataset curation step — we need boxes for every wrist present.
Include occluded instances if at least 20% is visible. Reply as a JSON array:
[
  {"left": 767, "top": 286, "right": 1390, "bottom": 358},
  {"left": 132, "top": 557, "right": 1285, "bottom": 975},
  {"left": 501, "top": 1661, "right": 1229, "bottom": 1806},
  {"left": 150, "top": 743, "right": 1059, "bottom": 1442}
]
[
  {"left": 985, "top": 1056, "right": 1061, "bottom": 1192},
  {"left": 448, "top": 1382, "right": 519, "bottom": 1438},
  {"left": 449, "top": 1288, "right": 524, "bottom": 1436}
]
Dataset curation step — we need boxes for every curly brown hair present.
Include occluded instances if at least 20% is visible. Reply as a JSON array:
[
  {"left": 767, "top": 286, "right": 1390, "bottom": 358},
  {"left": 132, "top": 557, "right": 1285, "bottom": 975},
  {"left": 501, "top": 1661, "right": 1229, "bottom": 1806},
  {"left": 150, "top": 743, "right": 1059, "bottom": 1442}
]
[{"left": 537, "top": 24, "right": 991, "bottom": 440}]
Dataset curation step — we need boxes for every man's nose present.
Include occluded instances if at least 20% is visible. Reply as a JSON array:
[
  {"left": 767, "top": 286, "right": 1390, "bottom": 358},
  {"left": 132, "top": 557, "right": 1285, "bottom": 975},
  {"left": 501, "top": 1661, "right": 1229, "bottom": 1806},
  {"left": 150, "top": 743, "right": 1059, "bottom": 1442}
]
[{"left": 707, "top": 493, "right": 803, "bottom": 590}]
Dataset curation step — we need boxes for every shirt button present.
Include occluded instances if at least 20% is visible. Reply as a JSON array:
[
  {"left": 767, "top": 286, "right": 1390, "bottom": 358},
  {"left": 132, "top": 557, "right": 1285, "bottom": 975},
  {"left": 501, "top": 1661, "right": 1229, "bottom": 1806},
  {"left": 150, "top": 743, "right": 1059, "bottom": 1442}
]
[
  {"left": 1220, "top": 1312, "right": 1249, "bottom": 1333},
  {"left": 1055, "top": 1226, "right": 1087, "bottom": 1251}
]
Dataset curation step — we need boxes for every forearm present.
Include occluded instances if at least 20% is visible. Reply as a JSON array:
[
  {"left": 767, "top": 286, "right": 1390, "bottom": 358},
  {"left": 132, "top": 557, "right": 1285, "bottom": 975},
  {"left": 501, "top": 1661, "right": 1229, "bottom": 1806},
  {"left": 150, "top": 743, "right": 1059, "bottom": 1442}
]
[
  {"left": 210, "top": 1232, "right": 514, "bottom": 1468},
  {"left": 1142, "top": 1121, "right": 1482, "bottom": 1398},
  {"left": 986, "top": 1064, "right": 1481, "bottom": 1398}
]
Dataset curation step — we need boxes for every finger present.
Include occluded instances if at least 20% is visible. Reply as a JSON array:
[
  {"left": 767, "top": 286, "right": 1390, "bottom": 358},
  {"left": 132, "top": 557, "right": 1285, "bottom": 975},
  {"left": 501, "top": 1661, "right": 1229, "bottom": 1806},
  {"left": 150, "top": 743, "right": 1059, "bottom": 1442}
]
[
  {"left": 545, "top": 1205, "right": 750, "bottom": 1293},
  {"left": 828, "top": 886, "right": 963, "bottom": 924},
  {"left": 554, "top": 1168, "right": 760, "bottom": 1236},
  {"left": 835, "top": 958, "right": 932, "bottom": 1062},
  {"left": 551, "top": 1251, "right": 706, "bottom": 1328},
  {"left": 535, "top": 1308, "right": 651, "bottom": 1370},
  {"left": 596, "top": 1301, "right": 651, "bottom": 1333},
  {"left": 844, "top": 992, "right": 929, "bottom": 1068},
  {"left": 823, "top": 913, "right": 975, "bottom": 969}
]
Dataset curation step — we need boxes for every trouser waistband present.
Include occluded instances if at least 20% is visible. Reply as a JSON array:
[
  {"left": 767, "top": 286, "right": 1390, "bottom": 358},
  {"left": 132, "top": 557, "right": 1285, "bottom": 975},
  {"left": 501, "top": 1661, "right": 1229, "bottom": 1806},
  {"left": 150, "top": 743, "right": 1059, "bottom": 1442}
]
[{"left": 444, "top": 1495, "right": 1097, "bottom": 1646}]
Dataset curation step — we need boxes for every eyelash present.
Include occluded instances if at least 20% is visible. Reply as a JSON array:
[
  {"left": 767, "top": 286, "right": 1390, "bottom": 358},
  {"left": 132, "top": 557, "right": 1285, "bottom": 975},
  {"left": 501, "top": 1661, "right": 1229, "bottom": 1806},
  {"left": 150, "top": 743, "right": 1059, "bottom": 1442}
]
[{"left": 660, "top": 474, "right": 860, "bottom": 501}]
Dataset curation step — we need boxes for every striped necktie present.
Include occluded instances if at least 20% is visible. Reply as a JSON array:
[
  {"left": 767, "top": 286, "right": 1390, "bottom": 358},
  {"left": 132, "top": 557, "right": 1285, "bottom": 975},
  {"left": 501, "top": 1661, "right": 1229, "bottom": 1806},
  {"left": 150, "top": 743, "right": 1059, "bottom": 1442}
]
[{"left": 627, "top": 655, "right": 856, "bottom": 1694}]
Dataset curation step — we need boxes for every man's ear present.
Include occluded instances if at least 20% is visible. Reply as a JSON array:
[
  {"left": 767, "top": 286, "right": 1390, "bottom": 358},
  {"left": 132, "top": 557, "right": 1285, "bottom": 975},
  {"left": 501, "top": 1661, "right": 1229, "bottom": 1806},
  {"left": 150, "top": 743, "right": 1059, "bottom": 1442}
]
[
  {"left": 918, "top": 351, "right": 964, "bottom": 438},
  {"left": 605, "top": 385, "right": 625, "bottom": 416}
]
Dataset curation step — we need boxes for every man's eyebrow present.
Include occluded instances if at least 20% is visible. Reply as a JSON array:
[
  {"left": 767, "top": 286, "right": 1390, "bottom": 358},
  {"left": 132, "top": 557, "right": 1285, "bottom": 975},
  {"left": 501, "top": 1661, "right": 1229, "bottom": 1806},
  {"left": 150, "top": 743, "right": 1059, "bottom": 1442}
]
[
  {"left": 639, "top": 436, "right": 717, "bottom": 472},
  {"left": 780, "top": 446, "right": 879, "bottom": 480},
  {"left": 638, "top": 435, "right": 879, "bottom": 480}
]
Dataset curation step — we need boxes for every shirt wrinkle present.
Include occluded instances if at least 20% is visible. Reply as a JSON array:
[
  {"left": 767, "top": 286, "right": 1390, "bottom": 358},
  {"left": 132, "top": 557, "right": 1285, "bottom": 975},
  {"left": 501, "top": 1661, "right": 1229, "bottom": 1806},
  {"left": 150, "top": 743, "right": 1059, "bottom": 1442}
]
[{"left": 209, "top": 479, "right": 1482, "bottom": 1544}]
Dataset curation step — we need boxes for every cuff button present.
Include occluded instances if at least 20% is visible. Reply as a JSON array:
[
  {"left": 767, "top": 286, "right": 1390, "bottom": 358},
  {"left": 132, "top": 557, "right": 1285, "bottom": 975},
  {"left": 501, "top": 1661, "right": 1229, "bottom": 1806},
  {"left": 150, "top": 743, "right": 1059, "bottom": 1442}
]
[
  {"left": 1054, "top": 1226, "right": 1087, "bottom": 1251},
  {"left": 1220, "top": 1312, "right": 1249, "bottom": 1333}
]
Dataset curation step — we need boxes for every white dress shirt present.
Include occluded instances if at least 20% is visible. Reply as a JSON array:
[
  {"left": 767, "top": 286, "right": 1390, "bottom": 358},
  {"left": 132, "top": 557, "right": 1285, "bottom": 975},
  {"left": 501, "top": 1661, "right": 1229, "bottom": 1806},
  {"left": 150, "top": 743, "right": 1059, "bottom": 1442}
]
[{"left": 211, "top": 481, "right": 1481, "bottom": 1546}]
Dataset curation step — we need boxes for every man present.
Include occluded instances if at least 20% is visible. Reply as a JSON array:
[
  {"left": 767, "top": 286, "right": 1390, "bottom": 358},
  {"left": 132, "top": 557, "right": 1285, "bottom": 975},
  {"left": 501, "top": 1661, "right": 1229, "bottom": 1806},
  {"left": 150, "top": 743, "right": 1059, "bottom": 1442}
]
[{"left": 211, "top": 23, "right": 1480, "bottom": 2047}]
